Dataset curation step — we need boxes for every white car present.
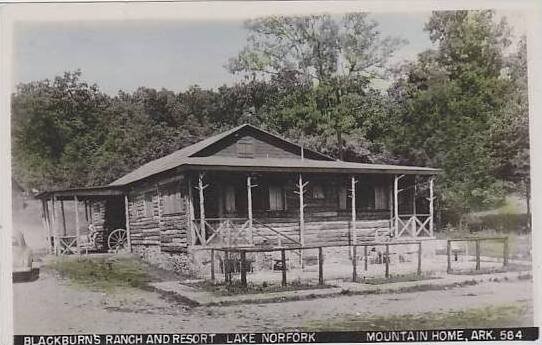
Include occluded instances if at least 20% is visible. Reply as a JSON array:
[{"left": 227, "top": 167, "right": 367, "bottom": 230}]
[{"left": 12, "top": 231, "right": 39, "bottom": 282}]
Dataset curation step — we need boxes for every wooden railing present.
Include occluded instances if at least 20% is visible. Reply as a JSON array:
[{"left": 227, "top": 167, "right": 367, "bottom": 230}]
[
  {"left": 192, "top": 218, "right": 252, "bottom": 246},
  {"left": 396, "top": 214, "right": 433, "bottom": 238},
  {"left": 192, "top": 217, "right": 304, "bottom": 248},
  {"left": 446, "top": 237, "right": 509, "bottom": 273}
]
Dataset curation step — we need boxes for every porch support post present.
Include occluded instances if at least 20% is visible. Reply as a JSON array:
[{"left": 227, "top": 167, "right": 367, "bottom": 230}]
[
  {"left": 298, "top": 173, "right": 305, "bottom": 247},
  {"left": 187, "top": 176, "right": 195, "bottom": 245},
  {"left": 198, "top": 172, "right": 207, "bottom": 244},
  {"left": 350, "top": 176, "right": 358, "bottom": 246},
  {"left": 42, "top": 199, "right": 53, "bottom": 254},
  {"left": 247, "top": 175, "right": 254, "bottom": 245},
  {"left": 60, "top": 200, "right": 67, "bottom": 236},
  {"left": 52, "top": 195, "right": 59, "bottom": 255},
  {"left": 74, "top": 195, "right": 81, "bottom": 254},
  {"left": 429, "top": 176, "right": 435, "bottom": 237},
  {"left": 394, "top": 175, "right": 399, "bottom": 237},
  {"left": 412, "top": 176, "right": 417, "bottom": 237},
  {"left": 124, "top": 194, "right": 132, "bottom": 252}
]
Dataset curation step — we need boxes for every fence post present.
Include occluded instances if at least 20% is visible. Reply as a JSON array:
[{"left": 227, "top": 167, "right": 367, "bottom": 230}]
[
  {"left": 503, "top": 237, "right": 509, "bottom": 267},
  {"left": 417, "top": 242, "right": 422, "bottom": 276},
  {"left": 318, "top": 247, "right": 324, "bottom": 285},
  {"left": 240, "top": 250, "right": 247, "bottom": 288},
  {"left": 446, "top": 240, "right": 452, "bottom": 273},
  {"left": 364, "top": 245, "right": 368, "bottom": 271},
  {"left": 385, "top": 244, "right": 390, "bottom": 278},
  {"left": 475, "top": 240, "right": 481, "bottom": 271},
  {"left": 352, "top": 246, "right": 357, "bottom": 282},
  {"left": 210, "top": 249, "right": 215, "bottom": 281},
  {"left": 281, "top": 249, "right": 287, "bottom": 287}
]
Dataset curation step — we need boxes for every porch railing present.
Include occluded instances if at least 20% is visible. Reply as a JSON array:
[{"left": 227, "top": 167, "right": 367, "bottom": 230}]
[
  {"left": 192, "top": 218, "right": 252, "bottom": 246},
  {"left": 191, "top": 218, "right": 303, "bottom": 248},
  {"left": 395, "top": 214, "right": 433, "bottom": 238}
]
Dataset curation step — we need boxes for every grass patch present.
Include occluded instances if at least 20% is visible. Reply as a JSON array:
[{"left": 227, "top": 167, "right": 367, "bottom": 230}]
[
  {"left": 357, "top": 273, "right": 439, "bottom": 285},
  {"left": 188, "top": 279, "right": 335, "bottom": 296},
  {"left": 49, "top": 256, "right": 150, "bottom": 292},
  {"left": 450, "top": 263, "right": 531, "bottom": 276},
  {"left": 437, "top": 231, "right": 531, "bottom": 260},
  {"left": 303, "top": 303, "right": 532, "bottom": 331}
]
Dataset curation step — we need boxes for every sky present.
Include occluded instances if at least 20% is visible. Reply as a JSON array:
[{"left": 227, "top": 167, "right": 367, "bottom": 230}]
[{"left": 13, "top": 10, "right": 525, "bottom": 95}]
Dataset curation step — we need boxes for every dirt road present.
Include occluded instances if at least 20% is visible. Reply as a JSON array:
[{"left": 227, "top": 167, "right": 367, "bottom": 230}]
[{"left": 14, "top": 269, "right": 533, "bottom": 334}]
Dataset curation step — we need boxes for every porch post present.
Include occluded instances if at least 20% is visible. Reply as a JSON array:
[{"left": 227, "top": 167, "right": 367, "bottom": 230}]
[
  {"left": 60, "top": 200, "right": 67, "bottom": 236},
  {"left": 350, "top": 176, "right": 358, "bottom": 246},
  {"left": 247, "top": 175, "right": 254, "bottom": 245},
  {"left": 198, "top": 172, "right": 206, "bottom": 244},
  {"left": 187, "top": 176, "right": 195, "bottom": 245},
  {"left": 298, "top": 173, "right": 306, "bottom": 247},
  {"left": 74, "top": 195, "right": 81, "bottom": 254},
  {"left": 429, "top": 176, "right": 434, "bottom": 237},
  {"left": 84, "top": 200, "right": 89, "bottom": 222},
  {"left": 42, "top": 199, "right": 53, "bottom": 254},
  {"left": 124, "top": 194, "right": 132, "bottom": 252},
  {"left": 52, "top": 195, "right": 59, "bottom": 255},
  {"left": 412, "top": 177, "right": 417, "bottom": 237},
  {"left": 394, "top": 175, "right": 399, "bottom": 237}
]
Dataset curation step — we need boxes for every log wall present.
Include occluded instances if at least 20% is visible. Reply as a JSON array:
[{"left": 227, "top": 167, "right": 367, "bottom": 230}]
[{"left": 128, "top": 180, "right": 190, "bottom": 254}]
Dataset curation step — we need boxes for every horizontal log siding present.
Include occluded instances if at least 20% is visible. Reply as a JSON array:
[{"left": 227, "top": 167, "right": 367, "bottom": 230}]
[
  {"left": 90, "top": 201, "right": 107, "bottom": 248},
  {"left": 252, "top": 218, "right": 391, "bottom": 247},
  {"left": 128, "top": 190, "right": 160, "bottom": 247},
  {"left": 128, "top": 181, "right": 189, "bottom": 253},
  {"left": 158, "top": 183, "right": 189, "bottom": 253}
]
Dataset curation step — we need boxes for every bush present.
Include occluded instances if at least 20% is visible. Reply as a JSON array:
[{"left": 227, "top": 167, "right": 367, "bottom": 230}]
[{"left": 468, "top": 213, "right": 530, "bottom": 233}]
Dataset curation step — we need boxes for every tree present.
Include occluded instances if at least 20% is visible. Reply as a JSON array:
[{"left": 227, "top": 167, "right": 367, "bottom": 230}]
[
  {"left": 228, "top": 13, "right": 405, "bottom": 160},
  {"left": 11, "top": 70, "right": 109, "bottom": 190},
  {"left": 387, "top": 10, "right": 527, "bottom": 225}
]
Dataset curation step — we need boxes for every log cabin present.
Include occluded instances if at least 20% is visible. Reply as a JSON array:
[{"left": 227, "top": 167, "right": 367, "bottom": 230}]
[{"left": 36, "top": 124, "right": 439, "bottom": 273}]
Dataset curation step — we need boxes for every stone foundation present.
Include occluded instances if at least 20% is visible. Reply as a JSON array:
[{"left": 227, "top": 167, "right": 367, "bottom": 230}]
[{"left": 132, "top": 244, "right": 191, "bottom": 274}]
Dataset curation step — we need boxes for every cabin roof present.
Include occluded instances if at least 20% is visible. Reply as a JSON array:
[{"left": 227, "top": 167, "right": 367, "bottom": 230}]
[
  {"left": 35, "top": 185, "right": 125, "bottom": 200},
  {"left": 109, "top": 124, "right": 439, "bottom": 186},
  {"left": 109, "top": 123, "right": 335, "bottom": 186}
]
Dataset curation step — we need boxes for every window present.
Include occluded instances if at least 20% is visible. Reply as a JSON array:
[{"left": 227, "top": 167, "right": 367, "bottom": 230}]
[
  {"left": 224, "top": 185, "right": 236, "bottom": 213},
  {"left": 338, "top": 186, "right": 347, "bottom": 210},
  {"left": 143, "top": 192, "right": 154, "bottom": 217},
  {"left": 357, "top": 184, "right": 375, "bottom": 209},
  {"left": 374, "top": 186, "right": 389, "bottom": 210},
  {"left": 312, "top": 185, "right": 325, "bottom": 199},
  {"left": 163, "top": 186, "right": 185, "bottom": 215},
  {"left": 236, "top": 137, "right": 255, "bottom": 158},
  {"left": 269, "top": 185, "right": 285, "bottom": 211}
]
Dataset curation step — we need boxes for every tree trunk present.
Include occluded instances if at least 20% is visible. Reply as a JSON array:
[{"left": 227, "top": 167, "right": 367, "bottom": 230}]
[{"left": 337, "top": 129, "right": 344, "bottom": 161}]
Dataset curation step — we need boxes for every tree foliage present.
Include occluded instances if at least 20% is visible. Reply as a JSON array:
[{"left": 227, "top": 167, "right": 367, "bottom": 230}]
[
  {"left": 387, "top": 10, "right": 529, "bottom": 220},
  {"left": 11, "top": 11, "right": 530, "bottom": 227}
]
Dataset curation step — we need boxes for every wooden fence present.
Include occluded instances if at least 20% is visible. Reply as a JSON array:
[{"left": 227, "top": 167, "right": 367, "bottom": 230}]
[
  {"left": 446, "top": 236, "right": 509, "bottom": 273},
  {"left": 204, "top": 240, "right": 423, "bottom": 288}
]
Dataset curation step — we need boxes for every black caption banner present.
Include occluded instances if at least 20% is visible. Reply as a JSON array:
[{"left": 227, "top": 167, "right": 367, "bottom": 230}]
[{"left": 14, "top": 328, "right": 539, "bottom": 345}]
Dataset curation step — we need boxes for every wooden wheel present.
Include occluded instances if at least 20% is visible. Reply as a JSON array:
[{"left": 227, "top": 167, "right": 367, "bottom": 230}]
[{"left": 107, "top": 228, "right": 127, "bottom": 250}]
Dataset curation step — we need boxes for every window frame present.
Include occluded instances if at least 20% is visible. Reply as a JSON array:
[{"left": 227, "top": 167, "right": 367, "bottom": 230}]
[{"left": 236, "top": 137, "right": 256, "bottom": 158}]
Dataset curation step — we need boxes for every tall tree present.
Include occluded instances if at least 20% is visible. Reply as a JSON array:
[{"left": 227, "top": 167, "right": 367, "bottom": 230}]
[
  {"left": 228, "top": 13, "right": 405, "bottom": 159},
  {"left": 12, "top": 71, "right": 109, "bottom": 190},
  {"left": 388, "top": 10, "right": 526, "bottom": 224}
]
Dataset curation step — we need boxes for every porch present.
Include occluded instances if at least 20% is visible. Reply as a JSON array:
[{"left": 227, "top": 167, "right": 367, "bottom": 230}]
[
  {"left": 185, "top": 171, "right": 436, "bottom": 248},
  {"left": 36, "top": 186, "right": 128, "bottom": 255}
]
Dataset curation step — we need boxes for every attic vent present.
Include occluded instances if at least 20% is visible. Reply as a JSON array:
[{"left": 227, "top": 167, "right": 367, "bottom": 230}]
[{"left": 236, "top": 137, "right": 255, "bottom": 158}]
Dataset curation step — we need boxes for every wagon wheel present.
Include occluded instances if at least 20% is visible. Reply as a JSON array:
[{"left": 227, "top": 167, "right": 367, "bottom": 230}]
[{"left": 107, "top": 228, "right": 127, "bottom": 251}]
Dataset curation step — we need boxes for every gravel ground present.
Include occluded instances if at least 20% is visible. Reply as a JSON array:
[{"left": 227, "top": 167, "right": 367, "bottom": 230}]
[{"left": 14, "top": 268, "right": 533, "bottom": 334}]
